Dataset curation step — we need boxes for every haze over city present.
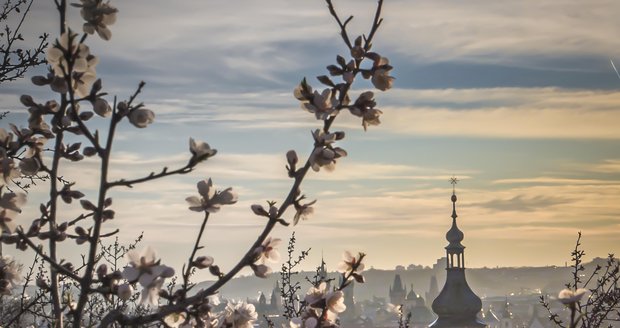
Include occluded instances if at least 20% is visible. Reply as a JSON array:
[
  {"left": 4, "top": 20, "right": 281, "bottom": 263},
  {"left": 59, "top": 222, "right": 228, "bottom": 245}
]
[{"left": 2, "top": 0, "right": 620, "bottom": 280}]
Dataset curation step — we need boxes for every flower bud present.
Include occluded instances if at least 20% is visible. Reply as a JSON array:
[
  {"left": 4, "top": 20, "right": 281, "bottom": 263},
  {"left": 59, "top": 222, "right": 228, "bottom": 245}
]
[
  {"left": 286, "top": 150, "right": 298, "bottom": 166},
  {"left": 193, "top": 256, "right": 214, "bottom": 269},
  {"left": 93, "top": 98, "right": 111, "bottom": 117},
  {"left": 128, "top": 108, "right": 155, "bottom": 128},
  {"left": 251, "top": 204, "right": 268, "bottom": 217},
  {"left": 20, "top": 95, "right": 36, "bottom": 107},
  {"left": 31, "top": 75, "right": 49, "bottom": 86}
]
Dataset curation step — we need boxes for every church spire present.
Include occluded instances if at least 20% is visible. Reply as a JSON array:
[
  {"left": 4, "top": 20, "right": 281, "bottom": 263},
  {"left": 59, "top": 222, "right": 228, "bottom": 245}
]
[
  {"left": 430, "top": 179, "right": 486, "bottom": 328},
  {"left": 446, "top": 177, "right": 465, "bottom": 269}
]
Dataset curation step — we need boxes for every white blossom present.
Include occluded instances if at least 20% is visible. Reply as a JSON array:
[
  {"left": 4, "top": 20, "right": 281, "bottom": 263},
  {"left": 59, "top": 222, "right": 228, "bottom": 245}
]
[
  {"left": 558, "top": 288, "right": 590, "bottom": 305},
  {"left": 164, "top": 312, "right": 187, "bottom": 328},
  {"left": 189, "top": 138, "right": 217, "bottom": 161},
  {"left": 219, "top": 301, "right": 258, "bottom": 328},
  {"left": 47, "top": 30, "right": 86, "bottom": 77},
  {"left": 121, "top": 246, "right": 174, "bottom": 305},
  {"left": 371, "top": 57, "right": 394, "bottom": 91},
  {"left": 304, "top": 282, "right": 346, "bottom": 318},
  {"left": 254, "top": 237, "right": 282, "bottom": 264},
  {"left": 186, "top": 178, "right": 237, "bottom": 213},
  {"left": 337, "top": 251, "right": 365, "bottom": 275},
  {"left": 76, "top": 0, "right": 118, "bottom": 40},
  {"left": 302, "top": 89, "right": 337, "bottom": 120}
]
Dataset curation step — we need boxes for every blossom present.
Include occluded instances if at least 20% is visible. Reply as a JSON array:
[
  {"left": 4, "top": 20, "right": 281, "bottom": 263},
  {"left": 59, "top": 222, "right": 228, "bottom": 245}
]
[
  {"left": 128, "top": 108, "right": 155, "bottom": 128},
  {"left": 308, "top": 129, "right": 347, "bottom": 172},
  {"left": 558, "top": 288, "right": 590, "bottom": 306},
  {"left": 293, "top": 197, "right": 316, "bottom": 226},
  {"left": 326, "top": 290, "right": 346, "bottom": 314},
  {"left": 186, "top": 178, "right": 238, "bottom": 213},
  {"left": 254, "top": 237, "right": 282, "bottom": 264},
  {"left": 337, "top": 251, "right": 365, "bottom": 275},
  {"left": 370, "top": 56, "right": 394, "bottom": 91},
  {"left": 0, "top": 191, "right": 26, "bottom": 234},
  {"left": 0, "top": 256, "right": 22, "bottom": 295},
  {"left": 164, "top": 312, "right": 187, "bottom": 328},
  {"left": 121, "top": 246, "right": 174, "bottom": 305},
  {"left": 73, "top": 54, "right": 98, "bottom": 97},
  {"left": 350, "top": 91, "right": 382, "bottom": 131},
  {"left": 219, "top": 301, "right": 258, "bottom": 328},
  {"left": 308, "top": 147, "right": 346, "bottom": 172},
  {"left": 47, "top": 30, "right": 99, "bottom": 97},
  {"left": 302, "top": 89, "right": 337, "bottom": 120},
  {"left": 189, "top": 138, "right": 217, "bottom": 161},
  {"left": 47, "top": 30, "right": 87, "bottom": 77},
  {"left": 75, "top": 0, "right": 118, "bottom": 40},
  {"left": 304, "top": 282, "right": 346, "bottom": 314}
]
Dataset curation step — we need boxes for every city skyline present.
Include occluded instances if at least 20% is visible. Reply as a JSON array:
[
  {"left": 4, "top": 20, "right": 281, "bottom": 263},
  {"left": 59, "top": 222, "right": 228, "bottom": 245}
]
[{"left": 1, "top": 0, "right": 619, "bottom": 279}]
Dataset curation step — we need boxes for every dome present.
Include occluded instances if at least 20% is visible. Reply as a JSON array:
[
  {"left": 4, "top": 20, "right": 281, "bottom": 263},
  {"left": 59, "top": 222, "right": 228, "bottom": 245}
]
[
  {"left": 446, "top": 219, "right": 464, "bottom": 244},
  {"left": 406, "top": 285, "right": 418, "bottom": 300},
  {"left": 445, "top": 192, "right": 464, "bottom": 247}
]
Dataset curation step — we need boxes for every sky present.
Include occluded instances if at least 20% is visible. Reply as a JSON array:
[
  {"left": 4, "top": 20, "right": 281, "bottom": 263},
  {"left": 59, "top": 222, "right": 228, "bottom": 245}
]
[{"left": 2, "top": 0, "right": 620, "bottom": 279}]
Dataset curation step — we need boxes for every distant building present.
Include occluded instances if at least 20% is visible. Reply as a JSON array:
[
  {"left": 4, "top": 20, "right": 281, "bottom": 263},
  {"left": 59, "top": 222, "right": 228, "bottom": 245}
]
[
  {"left": 426, "top": 275, "right": 439, "bottom": 308},
  {"left": 498, "top": 298, "right": 515, "bottom": 328},
  {"left": 389, "top": 274, "right": 407, "bottom": 305},
  {"left": 430, "top": 185, "right": 487, "bottom": 328}
]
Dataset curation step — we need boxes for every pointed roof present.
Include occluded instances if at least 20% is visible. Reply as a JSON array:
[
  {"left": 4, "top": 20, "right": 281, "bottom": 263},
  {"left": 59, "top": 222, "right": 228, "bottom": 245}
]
[
  {"left": 391, "top": 274, "right": 404, "bottom": 292},
  {"left": 430, "top": 183, "right": 485, "bottom": 328}
]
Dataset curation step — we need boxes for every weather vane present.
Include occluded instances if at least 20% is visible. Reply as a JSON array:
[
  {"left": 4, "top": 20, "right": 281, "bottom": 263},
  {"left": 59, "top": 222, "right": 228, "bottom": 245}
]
[{"left": 450, "top": 176, "right": 459, "bottom": 193}]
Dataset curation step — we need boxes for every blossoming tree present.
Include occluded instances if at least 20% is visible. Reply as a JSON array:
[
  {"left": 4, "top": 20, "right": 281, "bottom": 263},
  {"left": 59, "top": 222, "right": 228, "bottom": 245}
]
[{"left": 0, "top": 0, "right": 392, "bottom": 327}]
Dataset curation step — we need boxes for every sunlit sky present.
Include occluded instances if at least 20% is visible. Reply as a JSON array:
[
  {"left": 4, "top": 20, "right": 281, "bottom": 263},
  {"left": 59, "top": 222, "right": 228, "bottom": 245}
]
[{"left": 2, "top": 0, "right": 620, "bottom": 279}]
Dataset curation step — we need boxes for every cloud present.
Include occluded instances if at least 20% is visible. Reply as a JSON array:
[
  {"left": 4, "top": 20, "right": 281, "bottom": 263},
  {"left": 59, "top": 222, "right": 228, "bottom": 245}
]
[
  {"left": 382, "top": 0, "right": 620, "bottom": 68},
  {"left": 471, "top": 195, "right": 573, "bottom": 212},
  {"left": 585, "top": 159, "right": 620, "bottom": 173},
  {"left": 492, "top": 177, "right": 620, "bottom": 185}
]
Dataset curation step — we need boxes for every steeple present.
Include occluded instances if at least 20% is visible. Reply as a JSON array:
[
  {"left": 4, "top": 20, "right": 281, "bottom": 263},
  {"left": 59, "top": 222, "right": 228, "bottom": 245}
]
[{"left": 430, "top": 179, "right": 486, "bottom": 328}]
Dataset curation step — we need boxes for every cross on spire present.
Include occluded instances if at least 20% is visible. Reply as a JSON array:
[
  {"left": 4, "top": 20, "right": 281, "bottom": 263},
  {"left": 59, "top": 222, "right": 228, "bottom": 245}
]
[{"left": 450, "top": 176, "right": 459, "bottom": 193}]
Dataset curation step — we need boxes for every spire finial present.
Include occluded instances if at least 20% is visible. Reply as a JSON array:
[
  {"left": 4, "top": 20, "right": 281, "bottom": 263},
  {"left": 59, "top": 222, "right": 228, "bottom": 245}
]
[
  {"left": 450, "top": 176, "right": 459, "bottom": 194},
  {"left": 450, "top": 176, "right": 458, "bottom": 218}
]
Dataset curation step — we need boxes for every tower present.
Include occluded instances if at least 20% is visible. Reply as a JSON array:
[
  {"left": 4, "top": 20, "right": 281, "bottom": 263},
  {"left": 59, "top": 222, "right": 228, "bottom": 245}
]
[
  {"left": 389, "top": 274, "right": 407, "bottom": 305},
  {"left": 270, "top": 281, "right": 282, "bottom": 311},
  {"left": 430, "top": 179, "right": 486, "bottom": 328}
]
